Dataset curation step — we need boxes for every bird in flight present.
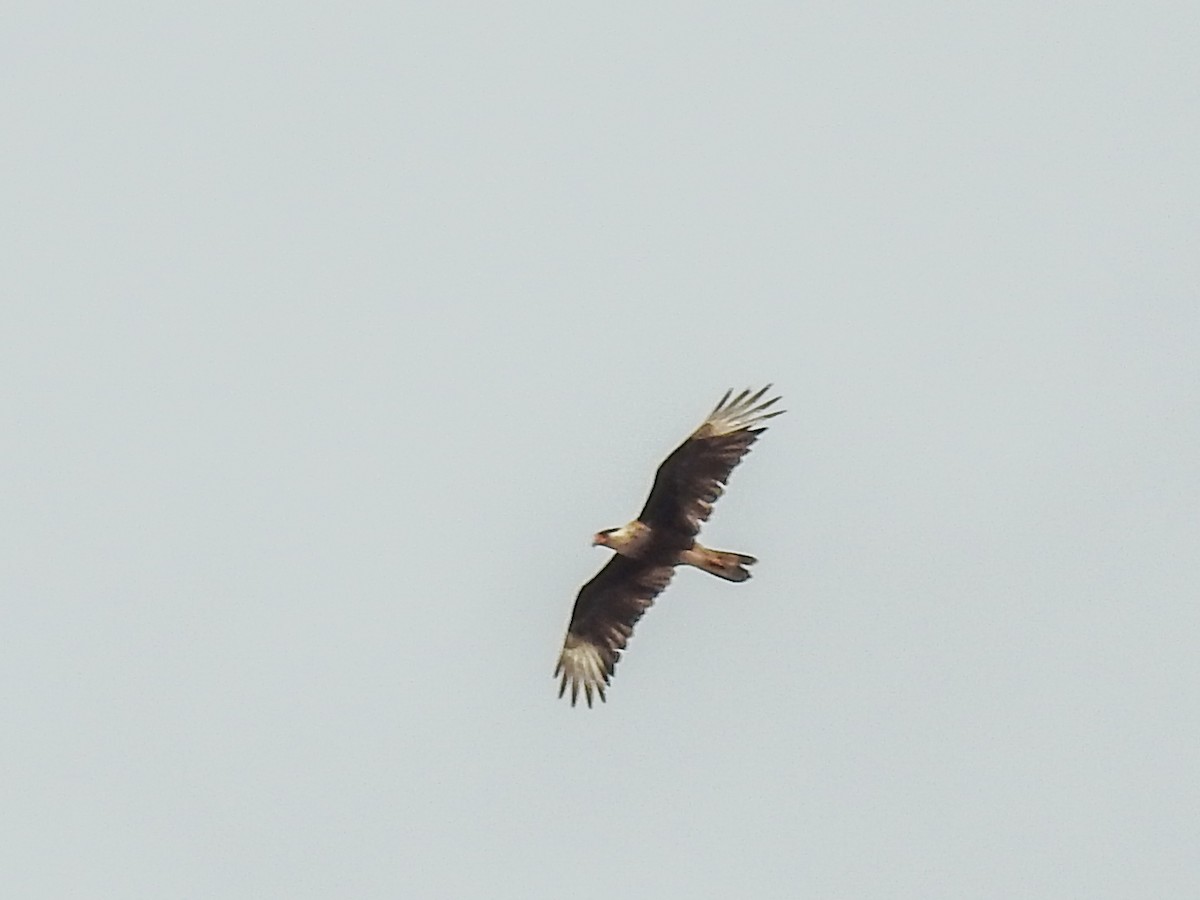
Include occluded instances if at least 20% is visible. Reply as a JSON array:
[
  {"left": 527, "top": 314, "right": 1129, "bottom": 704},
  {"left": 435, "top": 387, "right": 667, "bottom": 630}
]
[{"left": 554, "top": 386, "right": 784, "bottom": 707}]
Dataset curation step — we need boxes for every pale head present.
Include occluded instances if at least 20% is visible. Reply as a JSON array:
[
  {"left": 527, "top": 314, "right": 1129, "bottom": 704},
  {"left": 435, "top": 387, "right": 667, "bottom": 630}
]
[
  {"left": 592, "top": 528, "right": 616, "bottom": 547},
  {"left": 590, "top": 521, "right": 651, "bottom": 556}
]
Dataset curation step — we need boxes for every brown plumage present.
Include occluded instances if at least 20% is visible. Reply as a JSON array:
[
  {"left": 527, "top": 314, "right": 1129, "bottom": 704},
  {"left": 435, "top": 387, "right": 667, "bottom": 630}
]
[{"left": 554, "top": 386, "right": 784, "bottom": 707}]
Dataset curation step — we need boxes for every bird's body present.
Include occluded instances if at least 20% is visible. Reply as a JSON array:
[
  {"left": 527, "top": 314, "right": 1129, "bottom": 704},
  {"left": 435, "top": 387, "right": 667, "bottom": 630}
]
[{"left": 555, "top": 386, "right": 783, "bottom": 706}]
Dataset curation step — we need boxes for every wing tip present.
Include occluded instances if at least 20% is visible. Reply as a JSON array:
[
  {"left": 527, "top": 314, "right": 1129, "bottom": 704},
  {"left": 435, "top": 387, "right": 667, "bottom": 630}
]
[
  {"left": 707, "top": 384, "right": 785, "bottom": 434},
  {"left": 555, "top": 638, "right": 615, "bottom": 708}
]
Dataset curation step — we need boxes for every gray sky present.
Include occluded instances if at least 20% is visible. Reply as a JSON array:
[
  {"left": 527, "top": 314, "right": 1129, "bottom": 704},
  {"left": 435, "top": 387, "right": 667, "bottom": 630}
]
[{"left": 4, "top": 3, "right": 1198, "bottom": 898}]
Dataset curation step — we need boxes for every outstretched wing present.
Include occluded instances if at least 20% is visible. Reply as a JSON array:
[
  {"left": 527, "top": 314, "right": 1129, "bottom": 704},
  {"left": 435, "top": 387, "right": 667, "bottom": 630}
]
[
  {"left": 638, "top": 386, "right": 783, "bottom": 540},
  {"left": 554, "top": 555, "right": 676, "bottom": 707}
]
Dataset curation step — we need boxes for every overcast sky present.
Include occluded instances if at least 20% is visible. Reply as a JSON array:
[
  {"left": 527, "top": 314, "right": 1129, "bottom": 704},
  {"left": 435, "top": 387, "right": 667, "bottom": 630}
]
[{"left": 4, "top": 3, "right": 1198, "bottom": 898}]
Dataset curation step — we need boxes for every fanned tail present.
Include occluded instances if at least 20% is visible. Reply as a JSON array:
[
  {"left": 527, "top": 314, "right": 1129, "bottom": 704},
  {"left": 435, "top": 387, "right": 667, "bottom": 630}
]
[{"left": 685, "top": 545, "right": 757, "bottom": 582}]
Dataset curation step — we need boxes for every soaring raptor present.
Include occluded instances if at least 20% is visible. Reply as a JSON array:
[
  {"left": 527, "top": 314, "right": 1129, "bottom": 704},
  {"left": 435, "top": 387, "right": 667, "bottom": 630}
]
[{"left": 554, "top": 386, "right": 783, "bottom": 706}]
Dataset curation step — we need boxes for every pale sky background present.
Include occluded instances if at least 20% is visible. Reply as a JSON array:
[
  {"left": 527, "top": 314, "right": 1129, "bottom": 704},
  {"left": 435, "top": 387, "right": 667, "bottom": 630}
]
[{"left": 3, "top": 3, "right": 1199, "bottom": 898}]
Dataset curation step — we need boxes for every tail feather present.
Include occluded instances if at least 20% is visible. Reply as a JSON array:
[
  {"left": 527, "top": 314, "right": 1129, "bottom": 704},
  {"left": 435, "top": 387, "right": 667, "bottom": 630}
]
[{"left": 689, "top": 546, "right": 757, "bottom": 582}]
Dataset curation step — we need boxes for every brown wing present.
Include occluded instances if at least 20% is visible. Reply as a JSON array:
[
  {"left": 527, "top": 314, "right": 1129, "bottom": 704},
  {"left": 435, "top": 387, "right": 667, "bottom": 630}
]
[
  {"left": 638, "top": 386, "right": 783, "bottom": 541},
  {"left": 554, "top": 555, "right": 675, "bottom": 707}
]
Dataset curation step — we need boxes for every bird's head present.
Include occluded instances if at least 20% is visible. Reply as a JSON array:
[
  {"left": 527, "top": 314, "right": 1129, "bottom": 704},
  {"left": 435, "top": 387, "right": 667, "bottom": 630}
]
[{"left": 592, "top": 528, "right": 616, "bottom": 547}]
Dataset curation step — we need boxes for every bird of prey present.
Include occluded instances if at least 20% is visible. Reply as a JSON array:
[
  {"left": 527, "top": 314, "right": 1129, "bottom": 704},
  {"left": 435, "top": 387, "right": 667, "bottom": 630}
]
[{"left": 554, "top": 386, "right": 783, "bottom": 707}]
